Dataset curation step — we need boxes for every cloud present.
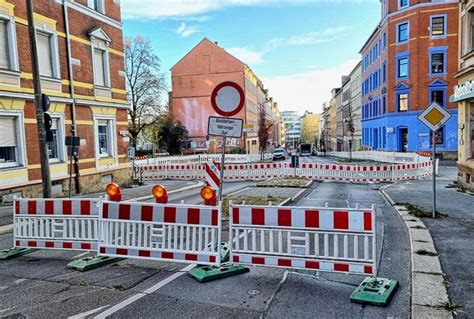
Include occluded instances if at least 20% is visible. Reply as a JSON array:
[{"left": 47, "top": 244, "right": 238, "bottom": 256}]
[
  {"left": 121, "top": 0, "right": 379, "bottom": 20},
  {"left": 262, "top": 59, "right": 359, "bottom": 115},
  {"left": 121, "top": 0, "right": 269, "bottom": 20},
  {"left": 226, "top": 47, "right": 265, "bottom": 65},
  {"left": 176, "top": 22, "right": 198, "bottom": 37},
  {"left": 266, "top": 27, "right": 346, "bottom": 49}
]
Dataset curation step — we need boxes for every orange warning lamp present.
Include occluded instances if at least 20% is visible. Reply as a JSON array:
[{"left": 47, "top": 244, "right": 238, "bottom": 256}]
[
  {"left": 152, "top": 184, "right": 168, "bottom": 204},
  {"left": 200, "top": 186, "right": 217, "bottom": 206},
  {"left": 106, "top": 183, "right": 121, "bottom": 202}
]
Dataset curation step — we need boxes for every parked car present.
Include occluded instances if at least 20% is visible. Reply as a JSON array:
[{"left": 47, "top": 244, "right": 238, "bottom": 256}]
[{"left": 273, "top": 148, "right": 287, "bottom": 160}]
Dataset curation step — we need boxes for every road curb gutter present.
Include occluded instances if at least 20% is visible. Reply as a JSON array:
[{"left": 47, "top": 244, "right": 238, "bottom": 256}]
[{"left": 379, "top": 184, "right": 453, "bottom": 319}]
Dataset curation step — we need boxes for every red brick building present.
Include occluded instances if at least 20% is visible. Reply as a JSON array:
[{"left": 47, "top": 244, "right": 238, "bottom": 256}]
[
  {"left": 171, "top": 38, "right": 282, "bottom": 154},
  {"left": 0, "top": 0, "right": 129, "bottom": 200},
  {"left": 361, "top": 0, "right": 459, "bottom": 157}
]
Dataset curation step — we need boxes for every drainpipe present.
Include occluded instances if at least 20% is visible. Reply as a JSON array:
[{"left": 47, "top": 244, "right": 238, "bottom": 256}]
[{"left": 63, "top": 0, "right": 80, "bottom": 196}]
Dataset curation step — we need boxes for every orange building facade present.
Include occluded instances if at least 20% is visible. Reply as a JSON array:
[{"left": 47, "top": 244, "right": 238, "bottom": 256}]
[{"left": 171, "top": 38, "right": 281, "bottom": 154}]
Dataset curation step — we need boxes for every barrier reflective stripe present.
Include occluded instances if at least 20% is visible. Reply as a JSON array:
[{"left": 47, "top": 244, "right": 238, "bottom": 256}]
[
  {"left": 14, "top": 198, "right": 100, "bottom": 251},
  {"left": 229, "top": 204, "right": 376, "bottom": 276},
  {"left": 98, "top": 201, "right": 222, "bottom": 266},
  {"left": 138, "top": 160, "right": 433, "bottom": 183}
]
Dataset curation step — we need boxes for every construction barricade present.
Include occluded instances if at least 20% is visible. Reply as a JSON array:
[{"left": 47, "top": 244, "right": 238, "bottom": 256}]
[
  {"left": 97, "top": 201, "right": 222, "bottom": 266},
  {"left": 229, "top": 204, "right": 376, "bottom": 275},
  {"left": 138, "top": 160, "right": 433, "bottom": 183},
  {"left": 14, "top": 198, "right": 101, "bottom": 251}
]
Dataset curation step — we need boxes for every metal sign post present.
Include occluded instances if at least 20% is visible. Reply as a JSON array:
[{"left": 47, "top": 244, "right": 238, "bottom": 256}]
[
  {"left": 219, "top": 134, "right": 226, "bottom": 201},
  {"left": 432, "top": 130, "right": 436, "bottom": 218},
  {"left": 417, "top": 102, "right": 451, "bottom": 219},
  {"left": 209, "top": 81, "right": 245, "bottom": 202}
]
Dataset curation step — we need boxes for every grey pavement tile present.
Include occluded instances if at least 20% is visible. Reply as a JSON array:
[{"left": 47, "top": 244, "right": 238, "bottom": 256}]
[
  {"left": 412, "top": 304, "right": 452, "bottom": 319},
  {"left": 412, "top": 273, "right": 449, "bottom": 307},
  {"left": 412, "top": 248, "right": 443, "bottom": 274}
]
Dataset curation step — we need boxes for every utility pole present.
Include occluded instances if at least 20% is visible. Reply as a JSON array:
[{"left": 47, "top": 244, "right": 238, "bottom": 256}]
[{"left": 27, "top": 0, "right": 52, "bottom": 198}]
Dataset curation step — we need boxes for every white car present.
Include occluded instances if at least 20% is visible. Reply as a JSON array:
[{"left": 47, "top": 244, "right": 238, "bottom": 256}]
[{"left": 273, "top": 148, "right": 287, "bottom": 160}]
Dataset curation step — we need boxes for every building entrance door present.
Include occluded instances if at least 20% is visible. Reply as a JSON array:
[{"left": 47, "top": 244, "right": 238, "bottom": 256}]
[{"left": 399, "top": 128, "right": 408, "bottom": 152}]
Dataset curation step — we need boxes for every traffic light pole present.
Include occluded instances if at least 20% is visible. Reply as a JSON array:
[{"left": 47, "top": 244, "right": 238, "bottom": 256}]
[{"left": 27, "top": 0, "right": 52, "bottom": 198}]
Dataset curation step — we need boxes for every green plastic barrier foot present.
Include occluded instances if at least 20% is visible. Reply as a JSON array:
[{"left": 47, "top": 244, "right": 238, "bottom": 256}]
[
  {"left": 350, "top": 277, "right": 399, "bottom": 307},
  {"left": 67, "top": 255, "right": 122, "bottom": 272},
  {"left": 0, "top": 247, "right": 36, "bottom": 260},
  {"left": 188, "top": 263, "right": 249, "bottom": 283}
]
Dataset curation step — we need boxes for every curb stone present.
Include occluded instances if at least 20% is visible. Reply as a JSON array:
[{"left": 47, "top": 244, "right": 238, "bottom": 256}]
[
  {"left": 379, "top": 185, "right": 453, "bottom": 319},
  {"left": 0, "top": 224, "right": 13, "bottom": 235}
]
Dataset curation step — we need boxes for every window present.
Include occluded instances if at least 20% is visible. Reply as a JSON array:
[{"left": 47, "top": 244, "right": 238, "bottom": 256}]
[
  {"left": 47, "top": 118, "right": 60, "bottom": 161},
  {"left": 397, "top": 56, "right": 409, "bottom": 79},
  {"left": 88, "top": 0, "right": 104, "bottom": 13},
  {"left": 96, "top": 119, "right": 115, "bottom": 157},
  {"left": 0, "top": 116, "right": 19, "bottom": 167},
  {"left": 93, "top": 48, "right": 108, "bottom": 87},
  {"left": 383, "top": 33, "right": 387, "bottom": 49},
  {"left": 382, "top": 95, "right": 386, "bottom": 114},
  {"left": 382, "top": 61, "right": 386, "bottom": 83},
  {"left": 98, "top": 121, "right": 110, "bottom": 156},
  {"left": 431, "top": 90, "right": 445, "bottom": 106},
  {"left": 430, "top": 48, "right": 446, "bottom": 75},
  {"left": 399, "top": 0, "right": 409, "bottom": 9},
  {"left": 431, "top": 15, "right": 446, "bottom": 38},
  {"left": 397, "top": 22, "right": 409, "bottom": 43},
  {"left": 37, "top": 31, "right": 54, "bottom": 77},
  {"left": 0, "top": 20, "right": 9, "bottom": 69},
  {"left": 398, "top": 93, "right": 408, "bottom": 111}
]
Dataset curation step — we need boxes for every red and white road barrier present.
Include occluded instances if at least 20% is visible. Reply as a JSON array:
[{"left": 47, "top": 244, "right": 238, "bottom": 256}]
[
  {"left": 138, "top": 160, "right": 432, "bottom": 183},
  {"left": 98, "top": 201, "right": 222, "bottom": 266},
  {"left": 14, "top": 198, "right": 101, "bottom": 251},
  {"left": 229, "top": 204, "right": 376, "bottom": 276}
]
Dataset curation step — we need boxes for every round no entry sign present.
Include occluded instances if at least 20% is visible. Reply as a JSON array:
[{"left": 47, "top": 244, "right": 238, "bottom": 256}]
[{"left": 211, "top": 81, "right": 245, "bottom": 117}]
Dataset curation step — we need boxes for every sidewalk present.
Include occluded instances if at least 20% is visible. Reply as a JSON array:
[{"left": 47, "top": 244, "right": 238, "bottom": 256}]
[
  {"left": 0, "top": 180, "right": 201, "bottom": 228},
  {"left": 385, "top": 166, "right": 474, "bottom": 318}
]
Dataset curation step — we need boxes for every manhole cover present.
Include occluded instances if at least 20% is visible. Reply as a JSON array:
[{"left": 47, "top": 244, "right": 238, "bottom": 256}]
[{"left": 248, "top": 289, "right": 260, "bottom": 295}]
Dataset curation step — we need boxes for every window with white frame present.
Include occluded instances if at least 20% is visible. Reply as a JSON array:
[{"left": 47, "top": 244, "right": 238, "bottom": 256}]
[
  {"left": 0, "top": 115, "right": 21, "bottom": 168},
  {"left": 96, "top": 119, "right": 114, "bottom": 157},
  {"left": 0, "top": 14, "right": 18, "bottom": 71},
  {"left": 36, "top": 31, "right": 60, "bottom": 78},
  {"left": 0, "top": 20, "right": 9, "bottom": 69},
  {"left": 47, "top": 117, "right": 64, "bottom": 162},
  {"left": 93, "top": 48, "right": 108, "bottom": 87},
  {"left": 88, "top": 0, "right": 104, "bottom": 14}
]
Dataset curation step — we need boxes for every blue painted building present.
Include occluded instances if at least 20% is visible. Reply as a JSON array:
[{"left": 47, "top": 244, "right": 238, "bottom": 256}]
[{"left": 360, "top": 0, "right": 459, "bottom": 158}]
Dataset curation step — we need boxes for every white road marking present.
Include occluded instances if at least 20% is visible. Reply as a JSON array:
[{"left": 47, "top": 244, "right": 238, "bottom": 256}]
[
  {"left": 14, "top": 278, "right": 26, "bottom": 284},
  {"left": 68, "top": 305, "right": 109, "bottom": 319},
  {"left": 93, "top": 263, "right": 196, "bottom": 318}
]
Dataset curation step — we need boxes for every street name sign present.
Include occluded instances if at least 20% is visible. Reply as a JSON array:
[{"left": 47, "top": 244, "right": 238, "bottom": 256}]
[
  {"left": 211, "top": 81, "right": 245, "bottom": 117},
  {"left": 417, "top": 102, "right": 452, "bottom": 132},
  {"left": 208, "top": 116, "right": 243, "bottom": 138}
]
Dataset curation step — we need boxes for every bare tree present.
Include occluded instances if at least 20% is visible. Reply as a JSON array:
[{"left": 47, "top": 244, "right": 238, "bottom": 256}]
[
  {"left": 125, "top": 35, "right": 166, "bottom": 147},
  {"left": 258, "top": 104, "right": 273, "bottom": 161}
]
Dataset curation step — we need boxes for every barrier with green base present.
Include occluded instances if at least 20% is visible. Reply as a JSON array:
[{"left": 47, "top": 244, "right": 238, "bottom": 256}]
[
  {"left": 67, "top": 255, "right": 122, "bottom": 272},
  {"left": 0, "top": 247, "right": 36, "bottom": 260},
  {"left": 188, "top": 241, "right": 249, "bottom": 282},
  {"left": 188, "top": 262, "right": 249, "bottom": 282},
  {"left": 350, "top": 277, "right": 399, "bottom": 307}
]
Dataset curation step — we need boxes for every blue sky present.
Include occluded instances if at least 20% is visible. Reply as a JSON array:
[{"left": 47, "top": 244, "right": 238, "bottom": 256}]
[{"left": 122, "top": 0, "right": 381, "bottom": 114}]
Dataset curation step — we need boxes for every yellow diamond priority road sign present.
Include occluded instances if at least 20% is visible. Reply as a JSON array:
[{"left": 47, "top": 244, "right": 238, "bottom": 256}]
[{"left": 417, "top": 102, "right": 452, "bottom": 132}]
